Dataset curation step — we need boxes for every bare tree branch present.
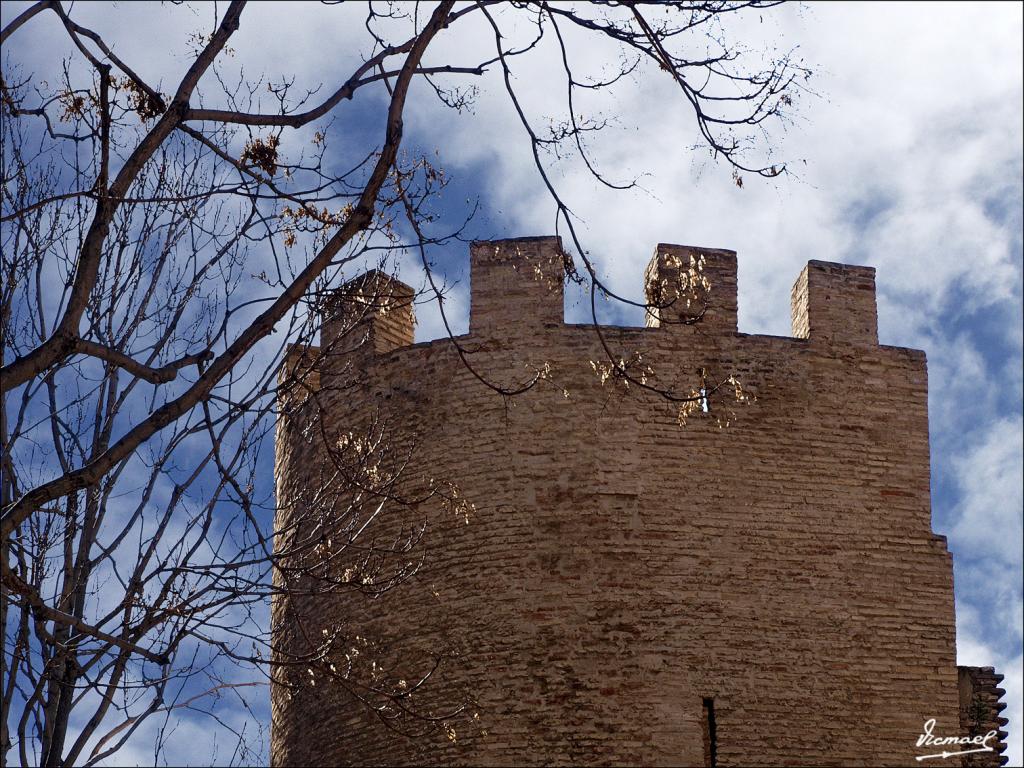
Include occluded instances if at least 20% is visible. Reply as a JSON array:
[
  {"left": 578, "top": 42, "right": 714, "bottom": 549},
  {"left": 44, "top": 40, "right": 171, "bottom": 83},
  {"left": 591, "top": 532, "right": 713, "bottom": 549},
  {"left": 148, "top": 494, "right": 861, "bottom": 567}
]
[{"left": 1, "top": 2, "right": 806, "bottom": 762}]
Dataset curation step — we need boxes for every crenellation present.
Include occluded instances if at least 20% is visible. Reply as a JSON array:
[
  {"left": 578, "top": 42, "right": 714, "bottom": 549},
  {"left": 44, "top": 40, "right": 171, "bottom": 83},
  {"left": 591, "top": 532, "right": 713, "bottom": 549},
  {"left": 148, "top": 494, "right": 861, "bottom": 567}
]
[
  {"left": 792, "top": 260, "right": 879, "bottom": 346},
  {"left": 645, "top": 244, "right": 738, "bottom": 334},
  {"left": 271, "top": 236, "right": 1007, "bottom": 768},
  {"left": 958, "top": 666, "right": 1011, "bottom": 767},
  {"left": 469, "top": 236, "right": 566, "bottom": 336},
  {"left": 318, "top": 240, "right": 886, "bottom": 352},
  {"left": 321, "top": 269, "right": 415, "bottom": 359}
]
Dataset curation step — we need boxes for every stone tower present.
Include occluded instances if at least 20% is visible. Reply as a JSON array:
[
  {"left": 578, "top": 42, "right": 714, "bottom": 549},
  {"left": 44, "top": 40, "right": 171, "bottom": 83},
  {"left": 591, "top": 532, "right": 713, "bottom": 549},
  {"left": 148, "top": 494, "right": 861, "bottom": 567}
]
[{"left": 271, "top": 237, "right": 1009, "bottom": 766}]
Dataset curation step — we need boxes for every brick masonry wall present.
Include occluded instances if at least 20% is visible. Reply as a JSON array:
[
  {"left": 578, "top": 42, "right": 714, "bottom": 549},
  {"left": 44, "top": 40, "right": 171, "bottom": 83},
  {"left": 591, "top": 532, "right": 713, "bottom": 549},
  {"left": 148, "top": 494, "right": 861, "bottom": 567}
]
[
  {"left": 271, "top": 237, "right": 1006, "bottom": 767},
  {"left": 958, "top": 666, "right": 1010, "bottom": 766}
]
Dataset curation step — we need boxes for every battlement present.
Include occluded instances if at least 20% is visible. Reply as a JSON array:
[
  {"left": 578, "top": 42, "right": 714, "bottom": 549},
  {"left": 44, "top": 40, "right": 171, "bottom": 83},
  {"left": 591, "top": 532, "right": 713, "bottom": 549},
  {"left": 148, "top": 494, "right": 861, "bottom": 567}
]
[
  {"left": 469, "top": 236, "right": 566, "bottom": 336},
  {"left": 791, "top": 260, "right": 878, "bottom": 346},
  {"left": 319, "top": 269, "right": 415, "bottom": 373},
  {"left": 644, "top": 244, "right": 738, "bottom": 333},
  {"left": 958, "top": 666, "right": 1011, "bottom": 767},
  {"left": 320, "top": 237, "right": 881, "bottom": 353},
  {"left": 273, "top": 236, "right": 1005, "bottom": 767}
]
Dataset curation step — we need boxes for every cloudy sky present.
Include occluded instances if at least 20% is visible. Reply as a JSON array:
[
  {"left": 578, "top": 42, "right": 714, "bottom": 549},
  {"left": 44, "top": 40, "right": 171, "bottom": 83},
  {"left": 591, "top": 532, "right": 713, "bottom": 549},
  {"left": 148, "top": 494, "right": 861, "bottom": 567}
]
[{"left": 3, "top": 1, "right": 1022, "bottom": 765}]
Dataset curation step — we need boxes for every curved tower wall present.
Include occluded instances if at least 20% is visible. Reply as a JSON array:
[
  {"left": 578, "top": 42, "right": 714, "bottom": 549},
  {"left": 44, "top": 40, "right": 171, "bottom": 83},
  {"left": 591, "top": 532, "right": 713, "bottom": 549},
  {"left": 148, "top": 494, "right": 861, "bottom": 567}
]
[{"left": 271, "top": 237, "right": 1004, "bottom": 766}]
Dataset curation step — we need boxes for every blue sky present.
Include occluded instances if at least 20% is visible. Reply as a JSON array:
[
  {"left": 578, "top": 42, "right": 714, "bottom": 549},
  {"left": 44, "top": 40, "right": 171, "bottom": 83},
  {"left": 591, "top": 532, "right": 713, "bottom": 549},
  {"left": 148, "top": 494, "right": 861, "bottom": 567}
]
[{"left": 2, "top": 2, "right": 1021, "bottom": 765}]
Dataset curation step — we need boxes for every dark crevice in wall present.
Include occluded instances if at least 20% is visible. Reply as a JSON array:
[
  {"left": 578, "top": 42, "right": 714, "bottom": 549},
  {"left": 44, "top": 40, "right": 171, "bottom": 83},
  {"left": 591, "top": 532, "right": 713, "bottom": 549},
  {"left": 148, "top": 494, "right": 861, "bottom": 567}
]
[{"left": 703, "top": 697, "right": 718, "bottom": 768}]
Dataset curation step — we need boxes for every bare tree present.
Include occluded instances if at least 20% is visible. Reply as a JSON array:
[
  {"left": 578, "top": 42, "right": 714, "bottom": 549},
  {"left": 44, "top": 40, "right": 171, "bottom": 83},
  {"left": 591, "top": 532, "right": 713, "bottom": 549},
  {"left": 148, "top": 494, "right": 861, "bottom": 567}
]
[{"left": 1, "top": 2, "right": 809, "bottom": 764}]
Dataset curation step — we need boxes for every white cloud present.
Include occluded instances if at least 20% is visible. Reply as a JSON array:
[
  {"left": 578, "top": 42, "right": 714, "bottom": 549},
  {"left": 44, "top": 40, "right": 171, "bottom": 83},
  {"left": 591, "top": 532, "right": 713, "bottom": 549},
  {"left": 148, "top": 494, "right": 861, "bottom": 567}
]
[{"left": 951, "top": 418, "right": 1024, "bottom": 568}]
